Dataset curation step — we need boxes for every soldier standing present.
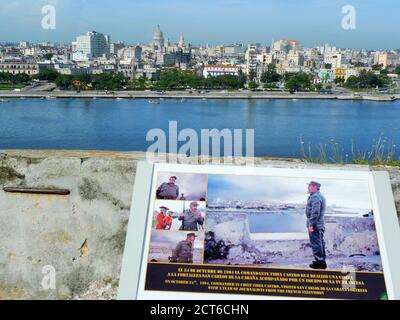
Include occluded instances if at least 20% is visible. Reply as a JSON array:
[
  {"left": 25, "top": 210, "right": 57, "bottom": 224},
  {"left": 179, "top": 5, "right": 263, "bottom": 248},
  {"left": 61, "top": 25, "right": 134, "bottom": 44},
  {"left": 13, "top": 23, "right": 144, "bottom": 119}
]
[
  {"left": 178, "top": 201, "right": 204, "bottom": 231},
  {"left": 305, "top": 181, "right": 327, "bottom": 269},
  {"left": 156, "top": 176, "right": 179, "bottom": 200},
  {"left": 170, "top": 233, "right": 197, "bottom": 263}
]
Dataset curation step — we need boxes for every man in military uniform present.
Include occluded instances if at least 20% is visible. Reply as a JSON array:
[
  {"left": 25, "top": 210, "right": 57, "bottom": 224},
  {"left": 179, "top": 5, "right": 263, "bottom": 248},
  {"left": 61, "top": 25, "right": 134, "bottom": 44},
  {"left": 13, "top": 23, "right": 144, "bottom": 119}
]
[
  {"left": 178, "top": 201, "right": 204, "bottom": 231},
  {"left": 305, "top": 181, "right": 327, "bottom": 269},
  {"left": 156, "top": 176, "right": 179, "bottom": 200},
  {"left": 170, "top": 233, "right": 197, "bottom": 263}
]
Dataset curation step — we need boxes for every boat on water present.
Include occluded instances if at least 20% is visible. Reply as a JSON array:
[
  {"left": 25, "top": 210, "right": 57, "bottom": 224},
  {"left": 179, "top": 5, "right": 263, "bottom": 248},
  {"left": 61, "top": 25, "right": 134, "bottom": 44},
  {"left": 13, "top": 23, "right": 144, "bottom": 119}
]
[
  {"left": 292, "top": 98, "right": 299, "bottom": 101},
  {"left": 148, "top": 99, "right": 160, "bottom": 104},
  {"left": 116, "top": 97, "right": 123, "bottom": 100},
  {"left": 46, "top": 96, "right": 56, "bottom": 100},
  {"left": 0, "top": 98, "right": 10, "bottom": 102}
]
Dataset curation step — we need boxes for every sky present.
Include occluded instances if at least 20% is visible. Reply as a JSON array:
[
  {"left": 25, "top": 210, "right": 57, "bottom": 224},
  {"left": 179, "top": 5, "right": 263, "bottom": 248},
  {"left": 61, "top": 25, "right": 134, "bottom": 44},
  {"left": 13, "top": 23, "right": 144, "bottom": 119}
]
[
  {"left": 208, "top": 174, "right": 372, "bottom": 210},
  {"left": 0, "top": 0, "right": 399, "bottom": 49}
]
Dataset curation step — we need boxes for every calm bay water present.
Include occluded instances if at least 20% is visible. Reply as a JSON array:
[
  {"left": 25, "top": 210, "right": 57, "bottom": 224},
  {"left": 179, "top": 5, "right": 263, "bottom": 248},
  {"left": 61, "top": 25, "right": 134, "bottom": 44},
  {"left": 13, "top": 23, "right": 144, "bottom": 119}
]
[
  {"left": 1, "top": 98, "right": 400, "bottom": 158},
  {"left": 248, "top": 211, "right": 306, "bottom": 233}
]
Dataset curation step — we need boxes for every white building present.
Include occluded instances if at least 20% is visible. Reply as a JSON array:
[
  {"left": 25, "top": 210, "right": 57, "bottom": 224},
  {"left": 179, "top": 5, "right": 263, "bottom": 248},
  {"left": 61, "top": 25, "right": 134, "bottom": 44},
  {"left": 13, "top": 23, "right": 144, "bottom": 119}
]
[
  {"left": 203, "top": 65, "right": 240, "bottom": 78},
  {"left": 74, "top": 31, "right": 111, "bottom": 59},
  {"left": 245, "top": 44, "right": 258, "bottom": 76}
]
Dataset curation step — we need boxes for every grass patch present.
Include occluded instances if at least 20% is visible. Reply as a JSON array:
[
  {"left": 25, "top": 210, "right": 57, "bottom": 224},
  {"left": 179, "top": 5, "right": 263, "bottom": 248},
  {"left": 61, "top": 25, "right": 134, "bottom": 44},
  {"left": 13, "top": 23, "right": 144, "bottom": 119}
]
[
  {"left": 0, "top": 83, "right": 26, "bottom": 90},
  {"left": 300, "top": 135, "right": 400, "bottom": 166}
]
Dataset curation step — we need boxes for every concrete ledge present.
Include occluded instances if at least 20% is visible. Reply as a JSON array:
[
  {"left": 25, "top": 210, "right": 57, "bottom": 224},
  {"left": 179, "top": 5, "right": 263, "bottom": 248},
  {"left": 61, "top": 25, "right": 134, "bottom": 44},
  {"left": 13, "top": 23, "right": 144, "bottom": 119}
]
[{"left": 0, "top": 150, "right": 399, "bottom": 299}]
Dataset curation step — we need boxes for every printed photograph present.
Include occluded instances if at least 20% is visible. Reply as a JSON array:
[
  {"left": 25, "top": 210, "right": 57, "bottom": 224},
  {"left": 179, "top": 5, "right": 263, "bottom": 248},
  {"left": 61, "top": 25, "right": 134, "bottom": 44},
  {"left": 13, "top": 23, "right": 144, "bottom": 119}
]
[
  {"left": 155, "top": 173, "right": 207, "bottom": 201},
  {"left": 148, "top": 230, "right": 204, "bottom": 264},
  {"left": 153, "top": 200, "right": 206, "bottom": 231},
  {"left": 205, "top": 174, "right": 383, "bottom": 272}
]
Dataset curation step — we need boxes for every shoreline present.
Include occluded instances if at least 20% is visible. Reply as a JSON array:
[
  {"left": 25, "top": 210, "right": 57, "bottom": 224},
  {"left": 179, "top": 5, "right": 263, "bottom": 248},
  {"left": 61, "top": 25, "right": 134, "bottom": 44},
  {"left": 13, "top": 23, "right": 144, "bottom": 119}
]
[{"left": 0, "top": 90, "right": 398, "bottom": 101}]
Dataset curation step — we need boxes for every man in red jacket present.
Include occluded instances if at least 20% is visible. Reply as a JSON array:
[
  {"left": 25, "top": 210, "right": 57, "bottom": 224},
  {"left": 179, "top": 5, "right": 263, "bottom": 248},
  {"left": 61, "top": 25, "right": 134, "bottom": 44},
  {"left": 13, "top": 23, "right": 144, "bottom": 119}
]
[{"left": 156, "top": 206, "right": 169, "bottom": 230}]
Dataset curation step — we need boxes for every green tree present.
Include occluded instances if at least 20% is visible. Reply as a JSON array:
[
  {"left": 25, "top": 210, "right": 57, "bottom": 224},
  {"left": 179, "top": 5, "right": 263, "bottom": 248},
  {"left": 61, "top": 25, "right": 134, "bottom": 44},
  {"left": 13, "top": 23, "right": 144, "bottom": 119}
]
[
  {"left": 284, "top": 73, "right": 311, "bottom": 92},
  {"left": 12, "top": 73, "right": 31, "bottom": 84},
  {"left": 344, "top": 70, "right": 391, "bottom": 89},
  {"left": 260, "top": 64, "right": 280, "bottom": 84},
  {"left": 248, "top": 70, "right": 257, "bottom": 82},
  {"left": 248, "top": 80, "right": 258, "bottom": 90},
  {"left": 37, "top": 68, "right": 60, "bottom": 81}
]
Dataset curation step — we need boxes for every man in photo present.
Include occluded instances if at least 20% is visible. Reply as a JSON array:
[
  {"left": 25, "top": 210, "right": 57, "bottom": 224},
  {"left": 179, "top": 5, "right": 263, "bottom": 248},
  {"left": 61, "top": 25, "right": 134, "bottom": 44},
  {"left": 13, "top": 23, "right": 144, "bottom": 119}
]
[
  {"left": 164, "top": 211, "right": 173, "bottom": 230},
  {"left": 178, "top": 201, "right": 204, "bottom": 231},
  {"left": 305, "top": 181, "right": 327, "bottom": 269},
  {"left": 169, "top": 233, "right": 197, "bottom": 263},
  {"left": 156, "top": 206, "right": 168, "bottom": 230},
  {"left": 156, "top": 176, "right": 179, "bottom": 200}
]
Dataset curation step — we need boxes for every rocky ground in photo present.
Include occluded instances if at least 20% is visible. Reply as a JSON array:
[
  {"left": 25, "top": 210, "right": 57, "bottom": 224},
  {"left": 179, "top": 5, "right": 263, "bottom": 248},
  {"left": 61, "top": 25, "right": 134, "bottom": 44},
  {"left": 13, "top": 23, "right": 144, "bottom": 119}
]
[{"left": 205, "top": 211, "right": 382, "bottom": 272}]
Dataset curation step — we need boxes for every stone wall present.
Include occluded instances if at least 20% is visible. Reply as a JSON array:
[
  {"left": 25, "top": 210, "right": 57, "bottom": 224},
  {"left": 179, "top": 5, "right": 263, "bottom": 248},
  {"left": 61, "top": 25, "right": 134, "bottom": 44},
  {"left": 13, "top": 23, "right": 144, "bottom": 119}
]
[{"left": 0, "top": 150, "right": 399, "bottom": 299}]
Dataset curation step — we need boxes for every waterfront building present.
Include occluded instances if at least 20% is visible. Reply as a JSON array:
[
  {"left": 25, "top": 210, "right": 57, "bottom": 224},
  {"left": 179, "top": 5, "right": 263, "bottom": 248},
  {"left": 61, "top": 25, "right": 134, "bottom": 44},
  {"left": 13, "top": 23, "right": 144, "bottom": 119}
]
[
  {"left": 202, "top": 65, "right": 240, "bottom": 78},
  {"left": 245, "top": 44, "right": 258, "bottom": 76},
  {"left": 344, "top": 68, "right": 359, "bottom": 81},
  {"left": 318, "top": 68, "right": 333, "bottom": 83},
  {"left": 333, "top": 67, "right": 346, "bottom": 82},
  {"left": 0, "top": 60, "right": 39, "bottom": 75}
]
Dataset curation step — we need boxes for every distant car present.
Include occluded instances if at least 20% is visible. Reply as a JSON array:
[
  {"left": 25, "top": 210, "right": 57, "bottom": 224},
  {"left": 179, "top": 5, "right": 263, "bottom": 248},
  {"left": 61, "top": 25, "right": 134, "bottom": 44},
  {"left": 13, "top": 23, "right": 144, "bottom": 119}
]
[{"left": 13, "top": 88, "right": 21, "bottom": 92}]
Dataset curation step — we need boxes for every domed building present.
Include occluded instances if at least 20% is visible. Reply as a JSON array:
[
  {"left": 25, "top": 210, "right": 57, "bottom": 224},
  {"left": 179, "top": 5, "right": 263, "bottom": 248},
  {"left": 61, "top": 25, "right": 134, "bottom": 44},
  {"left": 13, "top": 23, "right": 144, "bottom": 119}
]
[{"left": 152, "top": 25, "right": 165, "bottom": 50}]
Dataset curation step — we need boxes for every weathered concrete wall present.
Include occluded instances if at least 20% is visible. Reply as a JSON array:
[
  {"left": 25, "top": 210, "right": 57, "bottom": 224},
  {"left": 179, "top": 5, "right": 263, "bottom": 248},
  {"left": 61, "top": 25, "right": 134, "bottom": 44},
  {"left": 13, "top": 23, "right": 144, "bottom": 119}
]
[{"left": 0, "top": 150, "right": 399, "bottom": 300}]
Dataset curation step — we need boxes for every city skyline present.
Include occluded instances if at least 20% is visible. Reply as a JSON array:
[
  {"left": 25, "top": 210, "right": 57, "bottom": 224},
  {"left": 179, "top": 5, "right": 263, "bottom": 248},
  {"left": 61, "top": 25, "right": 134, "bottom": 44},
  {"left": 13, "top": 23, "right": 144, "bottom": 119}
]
[{"left": 1, "top": 0, "right": 400, "bottom": 49}]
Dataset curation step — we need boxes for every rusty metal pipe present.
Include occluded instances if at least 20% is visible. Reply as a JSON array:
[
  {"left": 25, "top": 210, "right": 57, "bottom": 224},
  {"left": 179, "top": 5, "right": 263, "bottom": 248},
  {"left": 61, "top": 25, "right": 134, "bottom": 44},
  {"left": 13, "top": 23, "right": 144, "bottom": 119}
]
[{"left": 3, "top": 187, "right": 70, "bottom": 195}]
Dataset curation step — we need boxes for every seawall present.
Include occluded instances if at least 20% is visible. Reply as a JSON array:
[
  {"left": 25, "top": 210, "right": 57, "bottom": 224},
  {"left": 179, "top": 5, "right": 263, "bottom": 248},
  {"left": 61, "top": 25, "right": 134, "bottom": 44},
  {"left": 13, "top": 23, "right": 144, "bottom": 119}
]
[{"left": 0, "top": 150, "right": 399, "bottom": 299}]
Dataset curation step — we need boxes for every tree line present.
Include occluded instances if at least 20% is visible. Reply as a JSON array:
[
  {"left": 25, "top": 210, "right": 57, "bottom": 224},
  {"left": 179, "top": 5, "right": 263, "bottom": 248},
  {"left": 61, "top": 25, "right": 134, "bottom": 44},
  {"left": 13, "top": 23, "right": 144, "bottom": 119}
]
[{"left": 1, "top": 65, "right": 395, "bottom": 92}]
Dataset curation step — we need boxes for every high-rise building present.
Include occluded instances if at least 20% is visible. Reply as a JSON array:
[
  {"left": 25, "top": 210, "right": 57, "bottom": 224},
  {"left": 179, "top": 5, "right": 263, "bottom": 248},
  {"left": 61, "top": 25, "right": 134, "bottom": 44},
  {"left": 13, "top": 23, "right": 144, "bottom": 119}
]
[
  {"left": 373, "top": 51, "right": 399, "bottom": 68},
  {"left": 245, "top": 44, "right": 258, "bottom": 76},
  {"left": 74, "top": 31, "right": 111, "bottom": 58}
]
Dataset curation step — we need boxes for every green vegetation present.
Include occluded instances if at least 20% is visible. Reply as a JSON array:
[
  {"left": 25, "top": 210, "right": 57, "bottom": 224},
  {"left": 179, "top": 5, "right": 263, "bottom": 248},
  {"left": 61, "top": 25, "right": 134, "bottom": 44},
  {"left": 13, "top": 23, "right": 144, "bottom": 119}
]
[
  {"left": 0, "top": 83, "right": 26, "bottom": 90},
  {"left": 248, "top": 80, "right": 258, "bottom": 90},
  {"left": 260, "top": 64, "right": 280, "bottom": 87},
  {"left": 300, "top": 135, "right": 400, "bottom": 166},
  {"left": 55, "top": 73, "right": 127, "bottom": 91},
  {"left": 284, "top": 72, "right": 312, "bottom": 92},
  {"left": 142, "top": 68, "right": 246, "bottom": 91},
  {"left": 36, "top": 68, "right": 59, "bottom": 82},
  {"left": 0, "top": 72, "right": 31, "bottom": 90},
  {"left": 344, "top": 70, "right": 391, "bottom": 89},
  {"left": 248, "top": 70, "right": 257, "bottom": 82},
  {"left": 49, "top": 68, "right": 247, "bottom": 91}
]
